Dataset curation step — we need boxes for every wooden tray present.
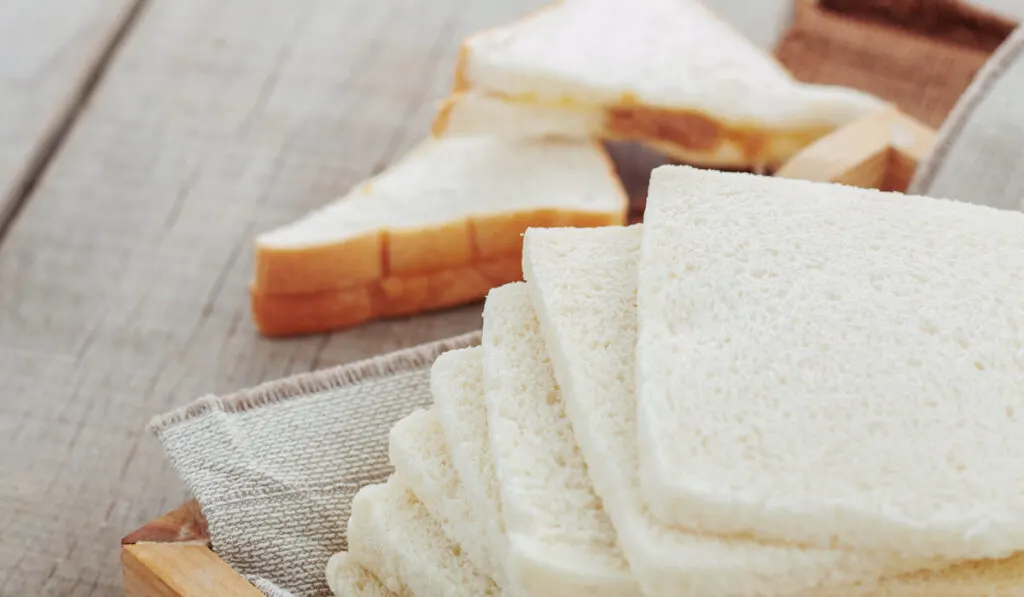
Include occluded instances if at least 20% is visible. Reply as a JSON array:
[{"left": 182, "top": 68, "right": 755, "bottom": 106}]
[
  {"left": 120, "top": 107, "right": 935, "bottom": 597},
  {"left": 121, "top": 500, "right": 262, "bottom": 596}
]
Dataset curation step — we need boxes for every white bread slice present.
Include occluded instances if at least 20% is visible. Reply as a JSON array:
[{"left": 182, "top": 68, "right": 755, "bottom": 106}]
[
  {"left": 521, "top": 226, "right": 950, "bottom": 597},
  {"left": 388, "top": 407, "right": 494, "bottom": 579},
  {"left": 634, "top": 166, "right": 1024, "bottom": 559},
  {"left": 325, "top": 551, "right": 407, "bottom": 596},
  {"left": 429, "top": 348, "right": 509, "bottom": 590},
  {"left": 346, "top": 477, "right": 501, "bottom": 597},
  {"left": 439, "top": 0, "right": 886, "bottom": 170},
  {"left": 481, "top": 282, "right": 639, "bottom": 597},
  {"left": 251, "top": 137, "right": 626, "bottom": 336},
  {"left": 435, "top": 91, "right": 603, "bottom": 140}
]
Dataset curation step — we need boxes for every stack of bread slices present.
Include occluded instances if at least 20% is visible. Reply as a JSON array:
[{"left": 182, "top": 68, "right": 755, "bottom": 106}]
[
  {"left": 250, "top": 0, "right": 886, "bottom": 337},
  {"left": 327, "top": 165, "right": 1024, "bottom": 596}
]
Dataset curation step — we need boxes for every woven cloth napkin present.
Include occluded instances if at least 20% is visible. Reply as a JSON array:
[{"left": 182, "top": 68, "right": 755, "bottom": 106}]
[
  {"left": 149, "top": 331, "right": 481, "bottom": 597},
  {"left": 775, "top": 0, "right": 1018, "bottom": 128},
  {"left": 911, "top": 26, "right": 1024, "bottom": 208}
]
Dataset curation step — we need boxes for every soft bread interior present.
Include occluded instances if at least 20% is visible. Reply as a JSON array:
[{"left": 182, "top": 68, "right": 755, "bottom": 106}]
[
  {"left": 326, "top": 551, "right": 407, "bottom": 597},
  {"left": 388, "top": 407, "right": 495, "bottom": 579},
  {"left": 481, "top": 282, "right": 638, "bottom": 596},
  {"left": 521, "top": 226, "right": 947, "bottom": 597},
  {"left": 430, "top": 348, "right": 510, "bottom": 590},
  {"left": 634, "top": 166, "right": 1024, "bottom": 559},
  {"left": 346, "top": 478, "right": 500, "bottom": 597}
]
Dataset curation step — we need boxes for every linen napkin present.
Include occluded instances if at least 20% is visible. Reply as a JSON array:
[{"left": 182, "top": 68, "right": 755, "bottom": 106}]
[{"left": 148, "top": 331, "right": 481, "bottom": 597}]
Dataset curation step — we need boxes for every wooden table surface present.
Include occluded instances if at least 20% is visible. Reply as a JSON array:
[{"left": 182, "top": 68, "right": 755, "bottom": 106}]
[
  {"left": 0, "top": 0, "right": 546, "bottom": 594},
  {"left": 4, "top": 0, "right": 1021, "bottom": 595}
]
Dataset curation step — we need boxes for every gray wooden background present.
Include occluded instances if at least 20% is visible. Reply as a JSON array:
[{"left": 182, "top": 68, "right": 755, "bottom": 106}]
[{"left": 1, "top": 0, "right": 1021, "bottom": 595}]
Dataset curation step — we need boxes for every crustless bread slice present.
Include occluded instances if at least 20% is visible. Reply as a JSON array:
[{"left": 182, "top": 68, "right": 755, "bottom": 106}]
[
  {"left": 635, "top": 166, "right": 1024, "bottom": 559},
  {"left": 388, "top": 407, "right": 496, "bottom": 581},
  {"left": 325, "top": 551, "right": 408, "bottom": 597},
  {"left": 346, "top": 477, "right": 500, "bottom": 597},
  {"left": 430, "top": 348, "right": 510, "bottom": 591},
  {"left": 522, "top": 226, "right": 952, "bottom": 597},
  {"left": 481, "top": 283, "right": 638, "bottom": 596}
]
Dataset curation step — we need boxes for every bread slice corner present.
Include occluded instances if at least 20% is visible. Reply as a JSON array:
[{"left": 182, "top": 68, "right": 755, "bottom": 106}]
[
  {"left": 346, "top": 477, "right": 500, "bottom": 597},
  {"left": 635, "top": 165, "right": 1024, "bottom": 559},
  {"left": 326, "top": 551, "right": 406, "bottom": 596}
]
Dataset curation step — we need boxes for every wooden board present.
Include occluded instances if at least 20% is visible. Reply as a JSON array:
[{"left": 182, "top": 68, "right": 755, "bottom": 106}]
[
  {"left": 122, "top": 502, "right": 261, "bottom": 596},
  {"left": 0, "top": 0, "right": 548, "bottom": 594},
  {"left": 776, "top": 108, "right": 936, "bottom": 191},
  {"left": 117, "top": 110, "right": 934, "bottom": 595},
  {"left": 0, "top": 0, "right": 143, "bottom": 236}
]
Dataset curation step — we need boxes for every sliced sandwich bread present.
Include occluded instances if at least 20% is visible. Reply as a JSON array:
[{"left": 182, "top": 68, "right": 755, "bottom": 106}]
[
  {"left": 430, "top": 347, "right": 509, "bottom": 590},
  {"left": 481, "top": 282, "right": 638, "bottom": 597},
  {"left": 388, "top": 407, "right": 494, "bottom": 579},
  {"left": 251, "top": 137, "right": 626, "bottom": 336},
  {"left": 521, "top": 225, "right": 949, "bottom": 597},
  {"left": 634, "top": 166, "right": 1024, "bottom": 559},
  {"left": 436, "top": 0, "right": 886, "bottom": 171},
  {"left": 346, "top": 477, "right": 500, "bottom": 597},
  {"left": 325, "top": 551, "right": 406, "bottom": 597}
]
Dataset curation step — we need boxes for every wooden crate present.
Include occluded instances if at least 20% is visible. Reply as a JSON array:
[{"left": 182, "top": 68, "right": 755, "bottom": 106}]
[{"left": 120, "top": 108, "right": 935, "bottom": 597}]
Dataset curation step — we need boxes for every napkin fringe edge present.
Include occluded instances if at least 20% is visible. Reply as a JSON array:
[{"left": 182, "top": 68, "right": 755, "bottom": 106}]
[{"left": 146, "top": 330, "right": 482, "bottom": 433}]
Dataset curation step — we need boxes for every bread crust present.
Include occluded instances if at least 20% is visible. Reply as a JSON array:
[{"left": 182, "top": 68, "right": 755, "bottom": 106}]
[
  {"left": 251, "top": 255, "right": 523, "bottom": 337},
  {"left": 254, "top": 207, "right": 624, "bottom": 297}
]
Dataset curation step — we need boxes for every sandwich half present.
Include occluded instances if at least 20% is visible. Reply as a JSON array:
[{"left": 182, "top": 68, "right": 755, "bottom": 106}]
[
  {"left": 434, "top": 0, "right": 887, "bottom": 172},
  {"left": 251, "top": 137, "right": 626, "bottom": 336}
]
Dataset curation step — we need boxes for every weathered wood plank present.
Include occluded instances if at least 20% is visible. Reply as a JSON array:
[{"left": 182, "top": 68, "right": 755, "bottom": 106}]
[
  {"left": 0, "top": 0, "right": 143, "bottom": 237},
  {"left": 0, "top": 0, "right": 548, "bottom": 594}
]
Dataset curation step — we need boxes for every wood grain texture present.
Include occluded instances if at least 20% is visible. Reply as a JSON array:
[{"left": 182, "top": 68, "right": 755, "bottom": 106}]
[
  {"left": 0, "top": 0, "right": 547, "bottom": 594},
  {"left": 0, "top": 0, "right": 143, "bottom": 236},
  {"left": 122, "top": 544, "right": 261, "bottom": 597},
  {"left": 121, "top": 500, "right": 208, "bottom": 546}
]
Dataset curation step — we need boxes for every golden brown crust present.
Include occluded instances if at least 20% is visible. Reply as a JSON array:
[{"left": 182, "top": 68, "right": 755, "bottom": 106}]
[
  {"left": 254, "top": 231, "right": 384, "bottom": 296},
  {"left": 431, "top": 95, "right": 459, "bottom": 137},
  {"left": 254, "top": 201, "right": 625, "bottom": 297},
  {"left": 251, "top": 256, "right": 523, "bottom": 337}
]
